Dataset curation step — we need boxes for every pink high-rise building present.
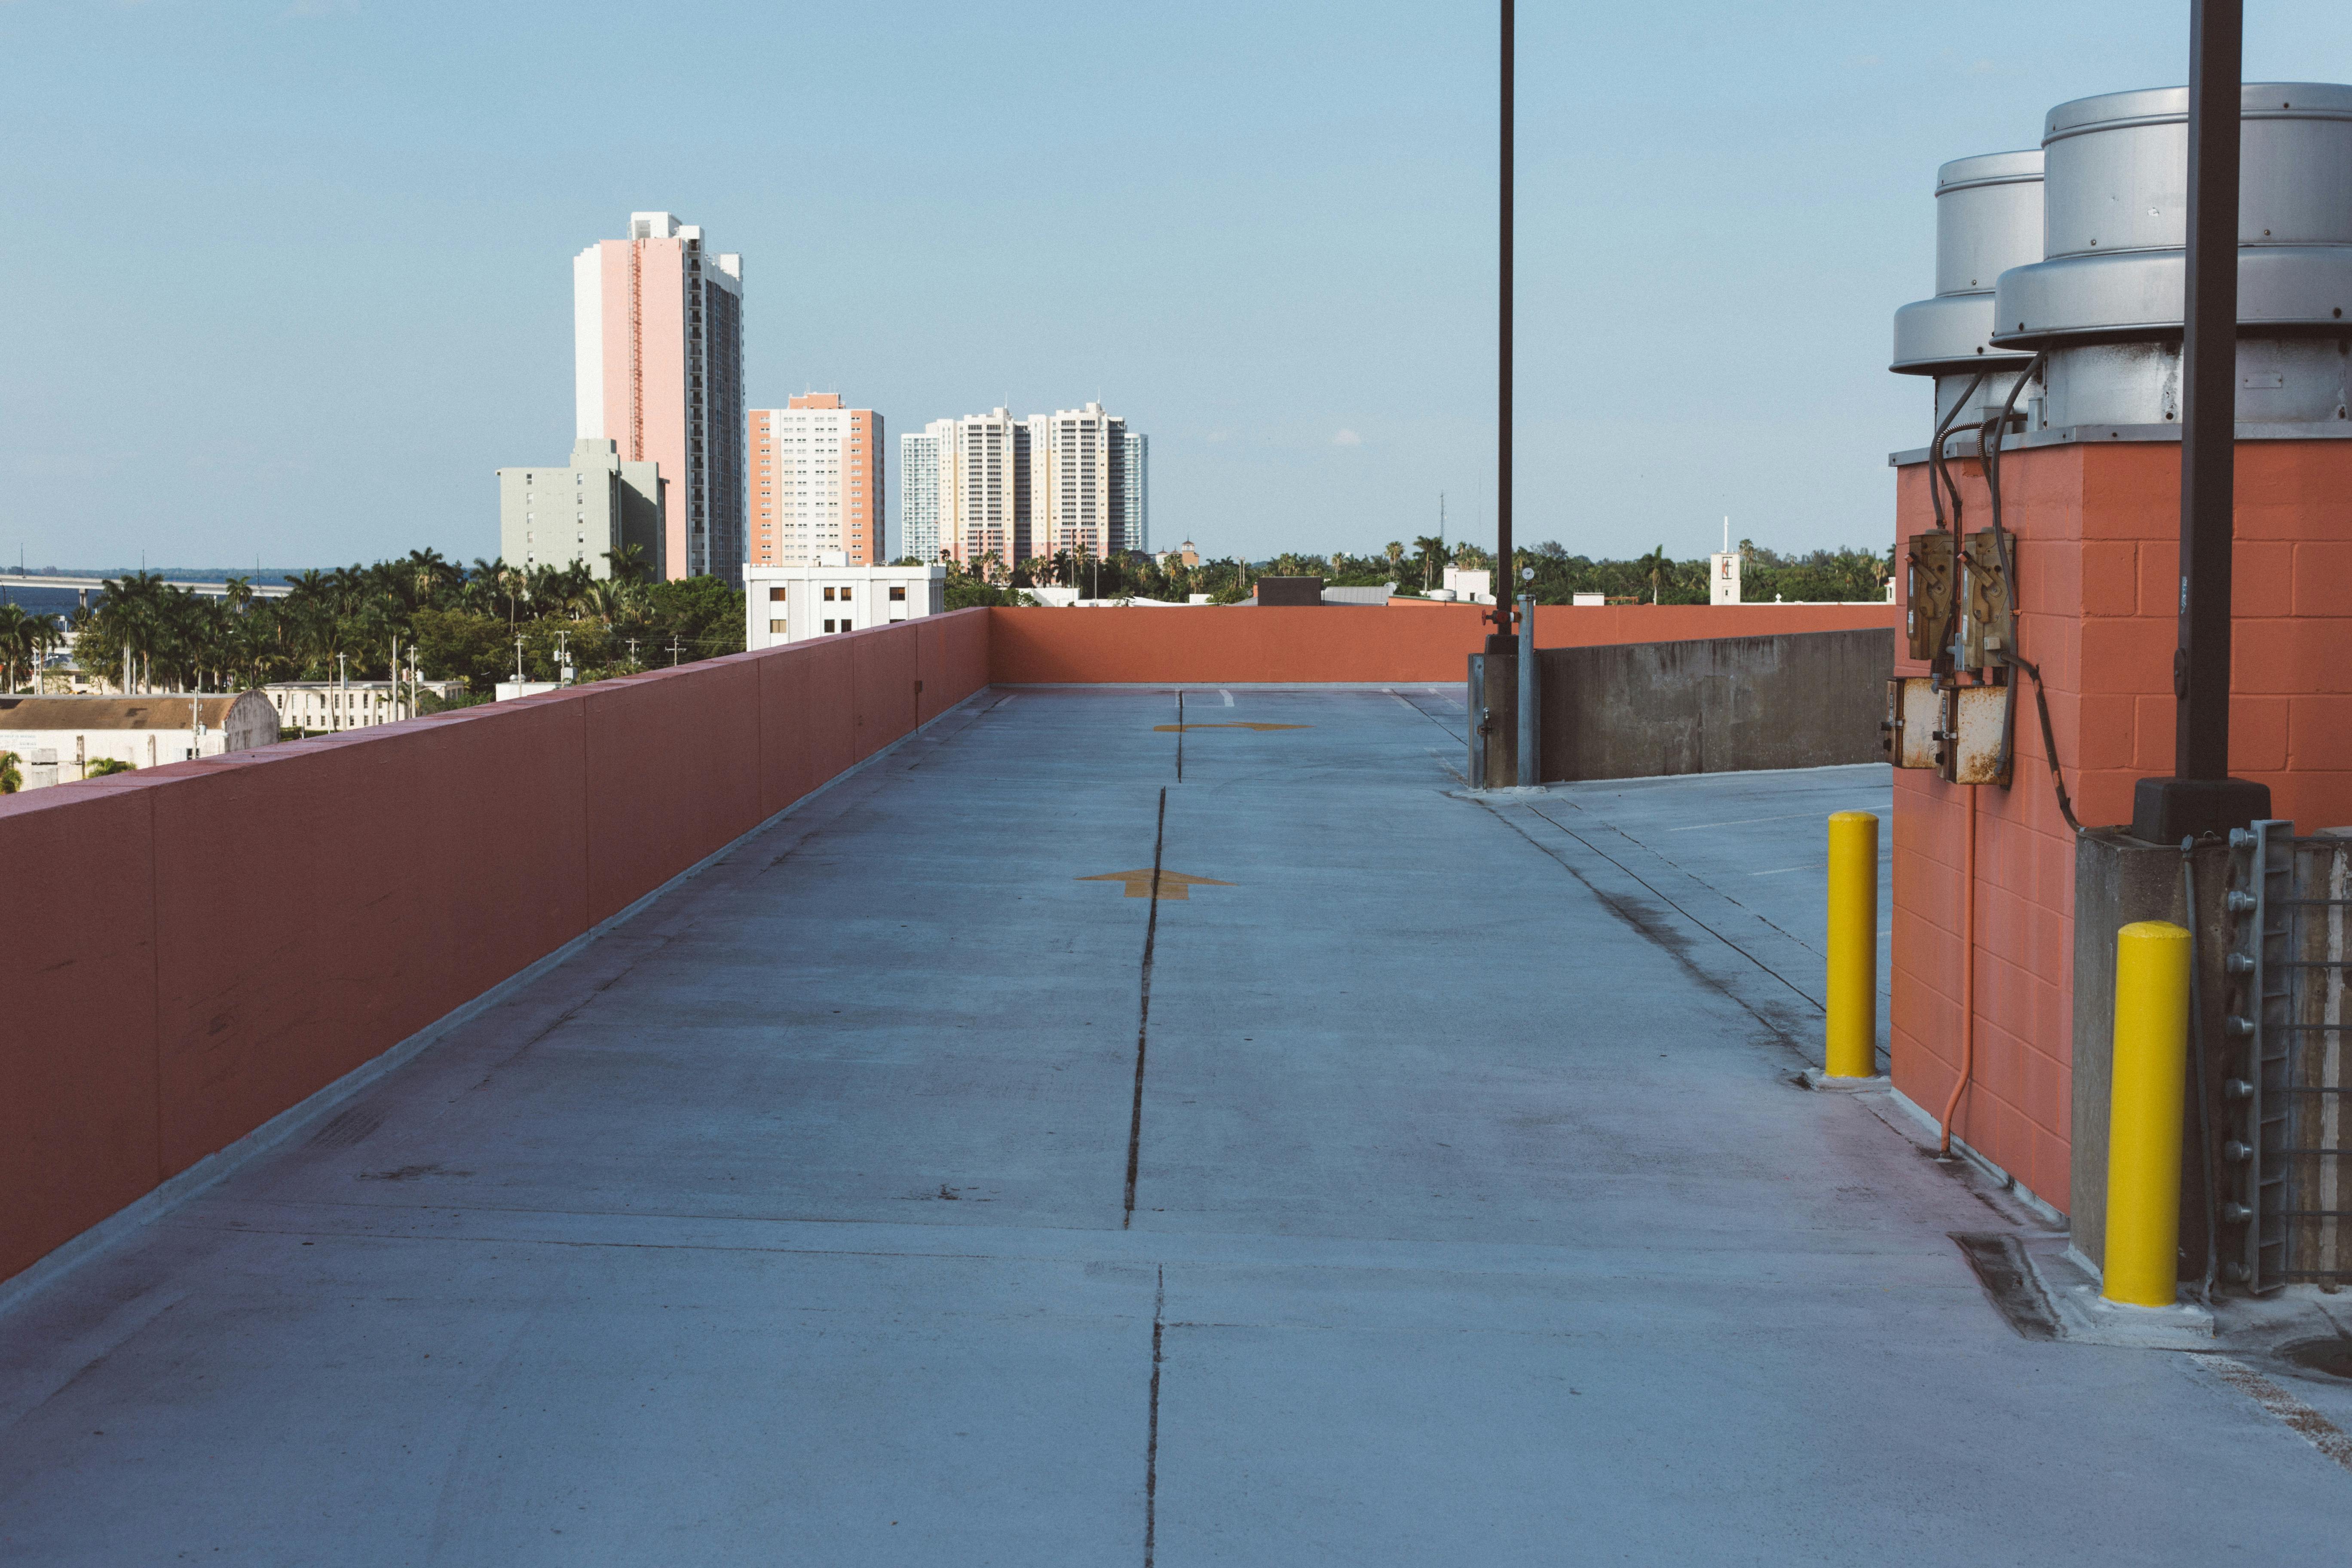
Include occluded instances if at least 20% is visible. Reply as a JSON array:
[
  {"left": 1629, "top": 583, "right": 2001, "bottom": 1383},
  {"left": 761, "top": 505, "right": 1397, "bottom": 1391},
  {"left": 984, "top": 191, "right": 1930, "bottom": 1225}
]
[{"left": 573, "top": 213, "right": 744, "bottom": 583}]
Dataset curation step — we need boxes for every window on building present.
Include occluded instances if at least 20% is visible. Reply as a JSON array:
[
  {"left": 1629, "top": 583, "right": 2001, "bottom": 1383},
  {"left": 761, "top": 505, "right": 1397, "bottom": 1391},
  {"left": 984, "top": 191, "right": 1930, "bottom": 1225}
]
[
  {"left": 769, "top": 587, "right": 786, "bottom": 602},
  {"left": 888, "top": 586, "right": 906, "bottom": 601},
  {"left": 823, "top": 619, "right": 836, "bottom": 633},
  {"left": 822, "top": 586, "right": 835, "bottom": 601},
  {"left": 770, "top": 619, "right": 787, "bottom": 634}
]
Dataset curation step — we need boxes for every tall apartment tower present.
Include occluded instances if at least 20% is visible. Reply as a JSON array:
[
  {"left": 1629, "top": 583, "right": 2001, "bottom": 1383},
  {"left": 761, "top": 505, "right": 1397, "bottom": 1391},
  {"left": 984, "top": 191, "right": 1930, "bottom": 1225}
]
[
  {"left": 1038, "top": 402, "right": 1128, "bottom": 559},
  {"left": 919, "top": 409, "right": 1030, "bottom": 573},
  {"left": 899, "top": 426, "right": 944, "bottom": 563},
  {"left": 573, "top": 212, "right": 744, "bottom": 583},
  {"left": 1122, "top": 430, "right": 1148, "bottom": 555},
  {"left": 749, "top": 396, "right": 884, "bottom": 568}
]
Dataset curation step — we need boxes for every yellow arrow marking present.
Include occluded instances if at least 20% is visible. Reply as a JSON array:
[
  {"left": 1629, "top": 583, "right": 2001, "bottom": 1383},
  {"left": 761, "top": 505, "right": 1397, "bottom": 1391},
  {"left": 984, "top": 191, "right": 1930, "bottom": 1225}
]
[
  {"left": 1150, "top": 723, "right": 1311, "bottom": 732},
  {"left": 1075, "top": 868, "right": 1236, "bottom": 900}
]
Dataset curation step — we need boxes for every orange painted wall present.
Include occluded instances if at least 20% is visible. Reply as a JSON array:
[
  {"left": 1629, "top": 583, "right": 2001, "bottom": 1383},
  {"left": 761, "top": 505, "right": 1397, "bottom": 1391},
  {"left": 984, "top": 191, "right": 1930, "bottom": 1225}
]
[
  {"left": 0, "top": 609, "right": 992, "bottom": 1286},
  {"left": 988, "top": 601, "right": 1895, "bottom": 685},
  {"left": 1889, "top": 441, "right": 2352, "bottom": 1213}
]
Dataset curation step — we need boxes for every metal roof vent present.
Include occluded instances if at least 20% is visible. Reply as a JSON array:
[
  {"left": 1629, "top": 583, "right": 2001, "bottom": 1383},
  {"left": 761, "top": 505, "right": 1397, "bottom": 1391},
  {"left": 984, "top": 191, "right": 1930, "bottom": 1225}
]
[
  {"left": 1992, "top": 83, "right": 2352, "bottom": 429},
  {"left": 1891, "top": 149, "right": 2045, "bottom": 431}
]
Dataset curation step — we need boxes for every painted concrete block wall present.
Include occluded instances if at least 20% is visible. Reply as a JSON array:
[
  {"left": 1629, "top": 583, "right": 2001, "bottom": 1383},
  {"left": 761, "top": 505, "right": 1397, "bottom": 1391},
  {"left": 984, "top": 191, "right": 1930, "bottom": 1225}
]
[
  {"left": 0, "top": 609, "right": 993, "bottom": 1286},
  {"left": 987, "top": 603, "right": 1894, "bottom": 686},
  {"left": 1535, "top": 628, "right": 1894, "bottom": 782},
  {"left": 1888, "top": 441, "right": 2352, "bottom": 1215}
]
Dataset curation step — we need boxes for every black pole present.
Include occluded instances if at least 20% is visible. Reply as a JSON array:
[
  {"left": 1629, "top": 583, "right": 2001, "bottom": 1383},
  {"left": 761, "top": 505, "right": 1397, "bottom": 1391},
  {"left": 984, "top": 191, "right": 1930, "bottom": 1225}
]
[
  {"left": 1491, "top": 0, "right": 1514, "bottom": 653},
  {"left": 2131, "top": 0, "right": 2270, "bottom": 841}
]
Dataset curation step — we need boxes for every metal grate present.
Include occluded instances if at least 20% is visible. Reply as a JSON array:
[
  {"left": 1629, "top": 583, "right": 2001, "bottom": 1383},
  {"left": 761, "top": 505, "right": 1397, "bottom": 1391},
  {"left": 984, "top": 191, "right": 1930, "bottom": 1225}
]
[{"left": 2224, "top": 822, "right": 2352, "bottom": 1292}]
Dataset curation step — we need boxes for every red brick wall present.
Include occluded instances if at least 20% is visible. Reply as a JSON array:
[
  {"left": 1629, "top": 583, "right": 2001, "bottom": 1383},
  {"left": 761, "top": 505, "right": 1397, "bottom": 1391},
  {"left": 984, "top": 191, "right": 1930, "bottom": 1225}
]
[{"left": 1889, "top": 441, "right": 2352, "bottom": 1213}]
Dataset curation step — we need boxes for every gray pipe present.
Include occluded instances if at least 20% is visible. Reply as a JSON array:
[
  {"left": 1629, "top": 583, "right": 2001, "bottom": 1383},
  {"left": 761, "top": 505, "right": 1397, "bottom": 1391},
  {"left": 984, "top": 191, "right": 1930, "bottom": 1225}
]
[{"left": 1516, "top": 592, "right": 1538, "bottom": 787}]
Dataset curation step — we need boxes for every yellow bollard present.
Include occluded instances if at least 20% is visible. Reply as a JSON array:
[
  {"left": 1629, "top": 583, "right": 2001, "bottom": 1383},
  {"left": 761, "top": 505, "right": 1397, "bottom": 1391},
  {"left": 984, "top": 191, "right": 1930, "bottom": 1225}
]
[
  {"left": 2103, "top": 920, "right": 2191, "bottom": 1308},
  {"left": 1824, "top": 811, "right": 1880, "bottom": 1078}
]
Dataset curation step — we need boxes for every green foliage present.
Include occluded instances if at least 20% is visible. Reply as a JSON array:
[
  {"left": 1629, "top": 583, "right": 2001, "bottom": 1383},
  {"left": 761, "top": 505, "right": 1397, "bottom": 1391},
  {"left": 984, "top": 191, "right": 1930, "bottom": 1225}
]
[
  {"left": 0, "top": 751, "right": 17, "bottom": 793},
  {"left": 62, "top": 557, "right": 751, "bottom": 698},
  {"left": 86, "top": 758, "right": 134, "bottom": 778}
]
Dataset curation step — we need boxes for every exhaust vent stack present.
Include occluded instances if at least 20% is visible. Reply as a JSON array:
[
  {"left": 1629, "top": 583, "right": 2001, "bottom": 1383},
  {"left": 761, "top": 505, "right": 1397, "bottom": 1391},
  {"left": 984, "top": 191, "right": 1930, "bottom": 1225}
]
[
  {"left": 1891, "top": 150, "right": 2046, "bottom": 431},
  {"left": 1992, "top": 83, "right": 2352, "bottom": 430}
]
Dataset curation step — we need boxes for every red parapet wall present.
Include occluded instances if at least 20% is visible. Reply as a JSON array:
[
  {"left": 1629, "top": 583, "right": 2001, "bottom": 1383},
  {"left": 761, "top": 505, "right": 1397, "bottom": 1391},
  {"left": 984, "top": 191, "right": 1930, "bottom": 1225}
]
[
  {"left": 1888, "top": 442, "right": 2352, "bottom": 1215},
  {"left": 2, "top": 596, "right": 1890, "bottom": 1288},
  {"left": 0, "top": 608, "right": 992, "bottom": 1285},
  {"left": 987, "top": 601, "right": 1895, "bottom": 684}
]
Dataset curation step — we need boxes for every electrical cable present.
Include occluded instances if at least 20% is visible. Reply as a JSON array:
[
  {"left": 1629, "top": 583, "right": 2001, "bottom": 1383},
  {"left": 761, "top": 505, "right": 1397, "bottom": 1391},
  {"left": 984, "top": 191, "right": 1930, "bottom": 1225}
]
[
  {"left": 1926, "top": 371, "right": 1989, "bottom": 534},
  {"left": 1997, "top": 650, "right": 2084, "bottom": 835}
]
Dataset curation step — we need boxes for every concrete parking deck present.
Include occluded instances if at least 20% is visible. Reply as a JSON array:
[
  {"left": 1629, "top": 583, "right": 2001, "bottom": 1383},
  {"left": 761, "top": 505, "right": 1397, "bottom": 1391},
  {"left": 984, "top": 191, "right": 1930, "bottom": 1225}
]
[{"left": 3, "top": 686, "right": 2348, "bottom": 1563}]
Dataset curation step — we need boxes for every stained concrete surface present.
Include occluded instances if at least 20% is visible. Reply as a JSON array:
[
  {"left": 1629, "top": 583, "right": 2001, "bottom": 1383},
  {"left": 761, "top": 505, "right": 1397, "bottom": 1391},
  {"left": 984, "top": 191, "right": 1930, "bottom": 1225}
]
[{"left": 2, "top": 686, "right": 2348, "bottom": 1564}]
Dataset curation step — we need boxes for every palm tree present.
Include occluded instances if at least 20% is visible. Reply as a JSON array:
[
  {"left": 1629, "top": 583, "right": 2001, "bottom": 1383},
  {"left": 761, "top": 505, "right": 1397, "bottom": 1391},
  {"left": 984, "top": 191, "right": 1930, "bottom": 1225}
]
[
  {"left": 86, "top": 757, "right": 134, "bottom": 778},
  {"left": 0, "top": 603, "right": 34, "bottom": 692},
  {"left": 1410, "top": 535, "right": 1446, "bottom": 591},
  {"left": 1638, "top": 545, "right": 1672, "bottom": 604},
  {"left": 603, "top": 543, "right": 650, "bottom": 585},
  {"left": 0, "top": 751, "right": 19, "bottom": 793},
  {"left": 1384, "top": 541, "right": 1405, "bottom": 580}
]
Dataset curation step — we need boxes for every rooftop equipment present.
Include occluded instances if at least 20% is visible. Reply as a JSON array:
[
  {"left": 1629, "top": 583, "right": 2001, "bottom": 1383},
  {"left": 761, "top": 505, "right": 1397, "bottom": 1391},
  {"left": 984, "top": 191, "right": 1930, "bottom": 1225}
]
[
  {"left": 1992, "top": 83, "right": 2352, "bottom": 429},
  {"left": 1890, "top": 150, "right": 2046, "bottom": 432}
]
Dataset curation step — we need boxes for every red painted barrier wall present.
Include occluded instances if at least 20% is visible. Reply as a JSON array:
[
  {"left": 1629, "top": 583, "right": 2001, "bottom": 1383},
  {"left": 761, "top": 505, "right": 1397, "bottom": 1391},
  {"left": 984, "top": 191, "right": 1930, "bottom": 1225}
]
[
  {"left": 3, "top": 591, "right": 1868, "bottom": 1287},
  {"left": 0, "top": 608, "right": 992, "bottom": 1285},
  {"left": 987, "top": 601, "right": 1895, "bottom": 685},
  {"left": 1888, "top": 442, "right": 2352, "bottom": 1214}
]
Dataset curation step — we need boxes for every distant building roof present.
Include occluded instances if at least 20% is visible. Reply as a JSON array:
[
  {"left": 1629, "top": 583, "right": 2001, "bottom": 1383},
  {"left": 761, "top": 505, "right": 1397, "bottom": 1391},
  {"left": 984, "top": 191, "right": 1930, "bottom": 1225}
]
[{"left": 0, "top": 694, "right": 252, "bottom": 730}]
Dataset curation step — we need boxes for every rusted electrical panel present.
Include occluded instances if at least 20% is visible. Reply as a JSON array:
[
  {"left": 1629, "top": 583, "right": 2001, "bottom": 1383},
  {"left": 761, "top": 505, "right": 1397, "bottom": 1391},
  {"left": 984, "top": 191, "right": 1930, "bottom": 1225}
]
[
  {"left": 1959, "top": 528, "right": 2015, "bottom": 674},
  {"left": 1939, "top": 684, "right": 2014, "bottom": 787},
  {"left": 1883, "top": 676, "right": 1941, "bottom": 769},
  {"left": 1904, "top": 531, "right": 1957, "bottom": 663}
]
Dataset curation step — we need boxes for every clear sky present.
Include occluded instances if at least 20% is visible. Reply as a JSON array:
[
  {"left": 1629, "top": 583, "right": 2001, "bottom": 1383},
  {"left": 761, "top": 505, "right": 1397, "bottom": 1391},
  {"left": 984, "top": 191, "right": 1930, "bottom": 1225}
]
[{"left": 5, "top": 2, "right": 2350, "bottom": 572}]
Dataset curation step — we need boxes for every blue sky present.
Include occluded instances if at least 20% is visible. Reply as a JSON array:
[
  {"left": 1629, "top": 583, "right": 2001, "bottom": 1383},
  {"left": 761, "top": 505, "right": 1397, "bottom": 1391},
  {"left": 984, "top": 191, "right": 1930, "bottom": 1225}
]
[{"left": 4, "top": 1, "right": 2350, "bottom": 571}]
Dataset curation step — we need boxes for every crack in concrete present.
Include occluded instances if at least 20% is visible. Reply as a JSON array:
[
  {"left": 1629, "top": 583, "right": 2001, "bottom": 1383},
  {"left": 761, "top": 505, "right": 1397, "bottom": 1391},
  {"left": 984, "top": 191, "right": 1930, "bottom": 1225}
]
[{"left": 1124, "top": 787, "right": 1168, "bottom": 1230}]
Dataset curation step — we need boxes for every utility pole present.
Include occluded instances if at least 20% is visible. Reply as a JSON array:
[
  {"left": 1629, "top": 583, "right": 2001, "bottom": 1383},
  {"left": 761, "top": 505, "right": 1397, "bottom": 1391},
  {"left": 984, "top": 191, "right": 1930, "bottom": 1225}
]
[
  {"left": 670, "top": 635, "right": 684, "bottom": 667},
  {"left": 514, "top": 634, "right": 525, "bottom": 684},
  {"left": 2131, "top": 0, "right": 2269, "bottom": 842},
  {"left": 1491, "top": 0, "right": 1515, "bottom": 654}
]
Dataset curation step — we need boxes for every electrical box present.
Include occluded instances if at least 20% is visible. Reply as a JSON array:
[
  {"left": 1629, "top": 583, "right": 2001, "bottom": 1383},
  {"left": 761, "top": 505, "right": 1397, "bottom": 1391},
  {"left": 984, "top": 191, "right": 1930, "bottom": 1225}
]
[
  {"left": 1904, "top": 531, "right": 1957, "bottom": 663},
  {"left": 1959, "top": 528, "right": 2015, "bottom": 674},
  {"left": 1883, "top": 677, "right": 1940, "bottom": 769},
  {"left": 1939, "top": 683, "right": 2014, "bottom": 787}
]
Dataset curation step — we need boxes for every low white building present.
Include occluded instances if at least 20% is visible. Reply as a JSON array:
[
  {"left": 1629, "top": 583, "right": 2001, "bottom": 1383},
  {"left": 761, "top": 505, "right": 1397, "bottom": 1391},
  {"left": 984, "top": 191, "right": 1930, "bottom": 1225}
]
[
  {"left": 1441, "top": 566, "right": 1493, "bottom": 604},
  {"left": 0, "top": 691, "right": 281, "bottom": 787},
  {"left": 744, "top": 557, "right": 946, "bottom": 650},
  {"left": 263, "top": 681, "right": 468, "bottom": 735}
]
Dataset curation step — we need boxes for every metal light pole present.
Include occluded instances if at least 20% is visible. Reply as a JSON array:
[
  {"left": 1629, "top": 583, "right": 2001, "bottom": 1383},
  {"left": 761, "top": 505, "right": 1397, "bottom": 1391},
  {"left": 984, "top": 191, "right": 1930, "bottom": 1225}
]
[
  {"left": 2131, "top": 0, "right": 2271, "bottom": 843},
  {"left": 1491, "top": 0, "right": 1514, "bottom": 656}
]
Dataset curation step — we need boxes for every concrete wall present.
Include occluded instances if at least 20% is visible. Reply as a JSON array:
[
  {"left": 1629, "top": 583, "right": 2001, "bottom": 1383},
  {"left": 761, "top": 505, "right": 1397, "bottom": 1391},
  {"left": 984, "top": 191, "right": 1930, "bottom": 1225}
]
[
  {"left": 1534, "top": 628, "right": 1892, "bottom": 783},
  {"left": 989, "top": 602, "right": 1894, "bottom": 686},
  {"left": 0, "top": 608, "right": 992, "bottom": 1286}
]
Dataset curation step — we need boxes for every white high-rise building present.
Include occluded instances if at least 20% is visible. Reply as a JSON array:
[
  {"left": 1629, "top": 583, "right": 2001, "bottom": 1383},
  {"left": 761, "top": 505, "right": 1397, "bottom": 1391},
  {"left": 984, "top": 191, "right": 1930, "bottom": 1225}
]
[
  {"left": 899, "top": 426, "right": 944, "bottom": 564},
  {"left": 1037, "top": 403, "right": 1128, "bottom": 559},
  {"left": 904, "top": 403, "right": 1145, "bottom": 570},
  {"left": 1123, "top": 431, "right": 1148, "bottom": 556}
]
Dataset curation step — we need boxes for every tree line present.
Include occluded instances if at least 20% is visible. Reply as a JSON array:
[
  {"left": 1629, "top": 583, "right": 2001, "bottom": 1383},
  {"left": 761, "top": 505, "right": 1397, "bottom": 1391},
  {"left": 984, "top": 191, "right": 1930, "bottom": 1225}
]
[
  {"left": 0, "top": 550, "right": 747, "bottom": 700},
  {"left": 937, "top": 538, "right": 1893, "bottom": 607}
]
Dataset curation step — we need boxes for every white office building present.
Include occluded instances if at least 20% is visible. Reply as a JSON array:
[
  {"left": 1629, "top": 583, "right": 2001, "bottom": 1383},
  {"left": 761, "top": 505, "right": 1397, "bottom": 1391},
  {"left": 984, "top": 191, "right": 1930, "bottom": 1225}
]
[
  {"left": 1037, "top": 402, "right": 1129, "bottom": 560},
  {"left": 744, "top": 557, "right": 947, "bottom": 649}
]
